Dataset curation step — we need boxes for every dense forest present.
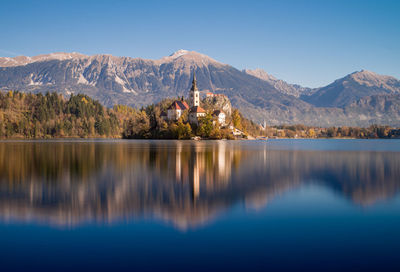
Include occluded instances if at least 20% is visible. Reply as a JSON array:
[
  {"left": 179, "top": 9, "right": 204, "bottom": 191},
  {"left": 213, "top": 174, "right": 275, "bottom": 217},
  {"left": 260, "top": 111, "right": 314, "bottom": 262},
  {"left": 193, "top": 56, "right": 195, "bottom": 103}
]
[
  {"left": 0, "top": 91, "right": 120, "bottom": 138},
  {"left": 0, "top": 91, "right": 399, "bottom": 139}
]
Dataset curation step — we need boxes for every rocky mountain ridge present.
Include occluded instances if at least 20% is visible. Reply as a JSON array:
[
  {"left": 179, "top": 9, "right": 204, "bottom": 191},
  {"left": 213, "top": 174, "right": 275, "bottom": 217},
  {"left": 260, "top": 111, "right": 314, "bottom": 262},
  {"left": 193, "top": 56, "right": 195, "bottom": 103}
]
[
  {"left": 0, "top": 52, "right": 88, "bottom": 67},
  {"left": 243, "top": 68, "right": 312, "bottom": 97},
  {"left": 302, "top": 70, "right": 400, "bottom": 108},
  {"left": 0, "top": 50, "right": 399, "bottom": 126}
]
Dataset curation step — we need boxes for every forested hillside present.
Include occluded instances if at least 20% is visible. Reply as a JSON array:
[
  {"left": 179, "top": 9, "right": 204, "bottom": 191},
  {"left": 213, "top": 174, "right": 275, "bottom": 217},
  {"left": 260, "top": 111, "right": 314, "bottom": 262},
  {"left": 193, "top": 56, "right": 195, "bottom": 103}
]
[{"left": 0, "top": 91, "right": 121, "bottom": 138}]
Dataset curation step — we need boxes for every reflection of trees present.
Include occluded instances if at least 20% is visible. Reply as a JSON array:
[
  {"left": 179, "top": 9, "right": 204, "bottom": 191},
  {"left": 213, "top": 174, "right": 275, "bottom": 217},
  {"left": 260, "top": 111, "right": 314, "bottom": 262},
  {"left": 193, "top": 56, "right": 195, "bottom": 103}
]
[
  {"left": 261, "top": 150, "right": 400, "bottom": 205},
  {"left": 0, "top": 141, "right": 399, "bottom": 229},
  {"left": 0, "top": 141, "right": 245, "bottom": 229}
]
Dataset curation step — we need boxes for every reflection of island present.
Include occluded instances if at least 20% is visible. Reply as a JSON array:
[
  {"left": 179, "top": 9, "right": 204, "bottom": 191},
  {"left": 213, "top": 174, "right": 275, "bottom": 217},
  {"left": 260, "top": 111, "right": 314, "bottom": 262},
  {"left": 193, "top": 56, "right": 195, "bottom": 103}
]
[
  {"left": 175, "top": 141, "right": 233, "bottom": 200},
  {"left": 0, "top": 141, "right": 399, "bottom": 229}
]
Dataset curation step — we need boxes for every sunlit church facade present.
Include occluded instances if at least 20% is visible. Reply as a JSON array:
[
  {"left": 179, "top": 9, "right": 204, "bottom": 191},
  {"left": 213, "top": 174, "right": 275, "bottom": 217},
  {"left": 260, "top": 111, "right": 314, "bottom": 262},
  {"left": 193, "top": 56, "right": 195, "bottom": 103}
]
[{"left": 165, "top": 73, "right": 206, "bottom": 125}]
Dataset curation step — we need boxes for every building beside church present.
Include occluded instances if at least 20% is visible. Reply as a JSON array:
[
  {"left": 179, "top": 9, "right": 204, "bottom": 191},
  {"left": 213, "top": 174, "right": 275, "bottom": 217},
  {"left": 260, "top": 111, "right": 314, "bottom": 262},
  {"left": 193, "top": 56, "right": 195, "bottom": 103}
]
[
  {"left": 206, "top": 92, "right": 226, "bottom": 98},
  {"left": 167, "top": 100, "right": 189, "bottom": 121},
  {"left": 212, "top": 110, "right": 226, "bottom": 125}
]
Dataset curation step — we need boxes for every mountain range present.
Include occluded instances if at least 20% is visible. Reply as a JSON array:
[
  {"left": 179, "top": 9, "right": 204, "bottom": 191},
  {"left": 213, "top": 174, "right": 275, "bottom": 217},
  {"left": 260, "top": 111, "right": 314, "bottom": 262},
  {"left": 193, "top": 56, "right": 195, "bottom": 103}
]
[{"left": 1, "top": 50, "right": 399, "bottom": 126}]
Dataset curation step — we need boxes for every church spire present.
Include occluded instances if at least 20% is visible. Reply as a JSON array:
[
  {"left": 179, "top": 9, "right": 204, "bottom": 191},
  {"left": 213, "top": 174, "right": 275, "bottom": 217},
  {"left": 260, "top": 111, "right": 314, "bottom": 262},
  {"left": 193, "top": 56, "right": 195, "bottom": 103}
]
[
  {"left": 191, "top": 71, "right": 198, "bottom": 91},
  {"left": 189, "top": 70, "right": 200, "bottom": 107}
]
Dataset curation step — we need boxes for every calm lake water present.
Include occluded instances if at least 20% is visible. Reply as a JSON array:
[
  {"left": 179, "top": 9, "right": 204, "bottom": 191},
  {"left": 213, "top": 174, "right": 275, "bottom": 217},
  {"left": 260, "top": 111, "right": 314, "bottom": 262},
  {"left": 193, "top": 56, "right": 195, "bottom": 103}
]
[{"left": 0, "top": 139, "right": 400, "bottom": 271}]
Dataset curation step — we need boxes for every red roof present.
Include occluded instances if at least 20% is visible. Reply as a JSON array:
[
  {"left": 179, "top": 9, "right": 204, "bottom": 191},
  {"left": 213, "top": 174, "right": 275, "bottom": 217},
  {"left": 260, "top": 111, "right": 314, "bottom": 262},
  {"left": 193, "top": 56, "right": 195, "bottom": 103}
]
[
  {"left": 190, "top": 106, "right": 206, "bottom": 113},
  {"left": 168, "top": 100, "right": 189, "bottom": 110}
]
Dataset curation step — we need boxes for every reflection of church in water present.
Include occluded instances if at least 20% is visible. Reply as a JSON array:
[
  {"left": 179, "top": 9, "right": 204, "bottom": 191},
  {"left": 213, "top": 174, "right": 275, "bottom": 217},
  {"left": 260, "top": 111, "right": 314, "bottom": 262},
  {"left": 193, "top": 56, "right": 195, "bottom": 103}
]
[{"left": 174, "top": 141, "right": 233, "bottom": 201}]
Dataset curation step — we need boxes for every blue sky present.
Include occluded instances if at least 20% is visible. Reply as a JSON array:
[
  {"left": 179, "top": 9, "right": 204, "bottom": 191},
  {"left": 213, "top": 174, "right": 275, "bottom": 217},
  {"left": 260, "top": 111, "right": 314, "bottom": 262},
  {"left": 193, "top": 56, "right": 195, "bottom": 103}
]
[{"left": 0, "top": 0, "right": 399, "bottom": 87}]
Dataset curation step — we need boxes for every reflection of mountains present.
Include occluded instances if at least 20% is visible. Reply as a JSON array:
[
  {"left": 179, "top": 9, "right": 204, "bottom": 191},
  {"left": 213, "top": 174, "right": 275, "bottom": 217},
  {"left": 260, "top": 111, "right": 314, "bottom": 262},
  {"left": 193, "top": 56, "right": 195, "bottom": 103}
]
[{"left": 0, "top": 141, "right": 399, "bottom": 229}]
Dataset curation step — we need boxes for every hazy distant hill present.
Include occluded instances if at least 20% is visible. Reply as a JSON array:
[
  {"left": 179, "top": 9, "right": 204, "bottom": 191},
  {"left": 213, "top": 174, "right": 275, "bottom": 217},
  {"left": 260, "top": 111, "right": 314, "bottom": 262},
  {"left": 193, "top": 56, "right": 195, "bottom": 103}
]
[
  {"left": 344, "top": 94, "right": 400, "bottom": 126},
  {"left": 301, "top": 70, "right": 400, "bottom": 108},
  {"left": 0, "top": 50, "right": 399, "bottom": 126}
]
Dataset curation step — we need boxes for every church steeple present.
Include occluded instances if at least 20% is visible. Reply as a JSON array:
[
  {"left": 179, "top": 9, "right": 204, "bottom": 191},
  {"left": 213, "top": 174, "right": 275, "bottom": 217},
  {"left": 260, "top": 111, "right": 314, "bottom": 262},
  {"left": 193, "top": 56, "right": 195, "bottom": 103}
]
[
  {"left": 189, "top": 71, "right": 200, "bottom": 107},
  {"left": 191, "top": 71, "right": 198, "bottom": 92}
]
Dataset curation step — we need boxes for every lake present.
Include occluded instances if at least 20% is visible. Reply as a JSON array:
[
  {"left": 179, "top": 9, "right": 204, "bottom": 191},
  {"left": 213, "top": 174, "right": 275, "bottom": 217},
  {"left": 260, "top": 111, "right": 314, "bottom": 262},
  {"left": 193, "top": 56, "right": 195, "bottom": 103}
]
[{"left": 0, "top": 139, "right": 400, "bottom": 271}]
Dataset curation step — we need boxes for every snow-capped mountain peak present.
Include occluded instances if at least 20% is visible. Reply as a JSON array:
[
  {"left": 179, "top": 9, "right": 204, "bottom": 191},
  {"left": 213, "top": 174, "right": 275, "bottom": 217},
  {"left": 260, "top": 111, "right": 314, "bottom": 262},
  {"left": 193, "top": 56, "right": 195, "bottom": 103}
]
[
  {"left": 169, "top": 49, "right": 189, "bottom": 58},
  {"left": 0, "top": 52, "right": 88, "bottom": 67}
]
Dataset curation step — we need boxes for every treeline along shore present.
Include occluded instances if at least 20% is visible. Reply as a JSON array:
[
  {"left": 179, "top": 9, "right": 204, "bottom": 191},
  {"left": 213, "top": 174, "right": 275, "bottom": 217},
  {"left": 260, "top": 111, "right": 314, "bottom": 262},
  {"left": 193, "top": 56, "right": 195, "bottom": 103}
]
[
  {"left": 0, "top": 91, "right": 399, "bottom": 139},
  {"left": 0, "top": 91, "right": 260, "bottom": 139},
  {"left": 266, "top": 124, "right": 400, "bottom": 139}
]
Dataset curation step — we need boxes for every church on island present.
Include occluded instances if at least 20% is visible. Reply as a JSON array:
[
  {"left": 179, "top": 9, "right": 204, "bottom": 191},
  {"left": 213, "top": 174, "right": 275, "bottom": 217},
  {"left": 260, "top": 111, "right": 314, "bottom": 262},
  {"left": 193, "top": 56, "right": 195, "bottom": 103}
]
[{"left": 164, "top": 73, "right": 225, "bottom": 126}]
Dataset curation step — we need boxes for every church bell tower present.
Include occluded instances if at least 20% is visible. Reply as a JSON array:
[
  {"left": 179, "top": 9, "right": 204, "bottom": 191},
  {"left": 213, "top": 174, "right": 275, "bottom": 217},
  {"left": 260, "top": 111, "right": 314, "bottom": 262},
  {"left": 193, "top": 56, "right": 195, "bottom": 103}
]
[{"left": 189, "top": 72, "right": 200, "bottom": 108}]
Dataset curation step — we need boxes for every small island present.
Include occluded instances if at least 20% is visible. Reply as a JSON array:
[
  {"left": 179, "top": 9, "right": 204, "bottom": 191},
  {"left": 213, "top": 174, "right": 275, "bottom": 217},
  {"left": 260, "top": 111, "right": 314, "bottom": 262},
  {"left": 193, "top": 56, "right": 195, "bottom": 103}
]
[{"left": 121, "top": 72, "right": 252, "bottom": 140}]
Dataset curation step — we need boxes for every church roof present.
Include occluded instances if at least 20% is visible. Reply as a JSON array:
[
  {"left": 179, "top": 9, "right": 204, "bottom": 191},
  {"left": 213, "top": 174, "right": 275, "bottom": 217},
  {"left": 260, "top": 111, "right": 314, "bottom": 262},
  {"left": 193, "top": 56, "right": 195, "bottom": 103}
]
[
  {"left": 190, "top": 106, "right": 206, "bottom": 113},
  {"left": 168, "top": 100, "right": 189, "bottom": 110}
]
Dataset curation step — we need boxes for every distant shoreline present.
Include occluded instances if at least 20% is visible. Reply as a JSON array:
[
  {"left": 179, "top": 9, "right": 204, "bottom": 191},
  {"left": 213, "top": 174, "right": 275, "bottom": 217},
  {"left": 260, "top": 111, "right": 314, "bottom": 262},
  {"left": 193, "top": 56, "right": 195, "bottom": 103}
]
[{"left": 1, "top": 137, "right": 399, "bottom": 141}]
